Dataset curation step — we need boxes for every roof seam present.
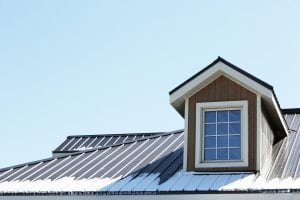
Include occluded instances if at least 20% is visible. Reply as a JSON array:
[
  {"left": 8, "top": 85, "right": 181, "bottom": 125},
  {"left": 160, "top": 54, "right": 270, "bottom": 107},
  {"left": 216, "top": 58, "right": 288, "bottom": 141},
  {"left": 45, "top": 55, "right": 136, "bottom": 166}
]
[{"left": 0, "top": 129, "right": 184, "bottom": 173}]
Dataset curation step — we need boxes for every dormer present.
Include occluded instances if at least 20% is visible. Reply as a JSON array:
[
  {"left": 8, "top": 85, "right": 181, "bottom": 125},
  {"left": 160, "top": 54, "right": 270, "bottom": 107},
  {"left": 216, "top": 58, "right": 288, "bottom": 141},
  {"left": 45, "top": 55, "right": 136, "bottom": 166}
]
[{"left": 169, "top": 57, "right": 288, "bottom": 172}]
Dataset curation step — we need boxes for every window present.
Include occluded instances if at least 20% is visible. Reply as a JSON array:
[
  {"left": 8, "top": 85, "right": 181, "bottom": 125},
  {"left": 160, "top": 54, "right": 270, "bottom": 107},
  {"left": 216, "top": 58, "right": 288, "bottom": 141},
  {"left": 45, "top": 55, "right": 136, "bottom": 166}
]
[
  {"left": 204, "top": 109, "right": 241, "bottom": 161},
  {"left": 195, "top": 101, "right": 248, "bottom": 168}
]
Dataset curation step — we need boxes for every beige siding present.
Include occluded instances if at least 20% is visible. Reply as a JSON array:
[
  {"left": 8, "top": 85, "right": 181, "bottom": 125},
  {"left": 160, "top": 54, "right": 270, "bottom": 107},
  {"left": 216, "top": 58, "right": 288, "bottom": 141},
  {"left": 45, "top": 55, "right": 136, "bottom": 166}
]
[{"left": 260, "top": 104, "right": 275, "bottom": 175}]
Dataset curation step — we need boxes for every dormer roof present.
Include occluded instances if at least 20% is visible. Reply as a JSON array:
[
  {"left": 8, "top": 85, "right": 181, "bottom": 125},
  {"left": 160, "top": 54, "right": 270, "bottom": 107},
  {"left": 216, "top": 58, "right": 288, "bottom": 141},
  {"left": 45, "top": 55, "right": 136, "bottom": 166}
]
[{"left": 169, "top": 57, "right": 288, "bottom": 139}]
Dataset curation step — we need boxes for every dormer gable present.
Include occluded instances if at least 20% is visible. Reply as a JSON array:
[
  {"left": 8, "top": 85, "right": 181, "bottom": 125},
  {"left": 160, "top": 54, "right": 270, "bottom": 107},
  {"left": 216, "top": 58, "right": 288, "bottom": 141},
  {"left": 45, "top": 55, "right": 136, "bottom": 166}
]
[{"left": 169, "top": 57, "right": 288, "bottom": 172}]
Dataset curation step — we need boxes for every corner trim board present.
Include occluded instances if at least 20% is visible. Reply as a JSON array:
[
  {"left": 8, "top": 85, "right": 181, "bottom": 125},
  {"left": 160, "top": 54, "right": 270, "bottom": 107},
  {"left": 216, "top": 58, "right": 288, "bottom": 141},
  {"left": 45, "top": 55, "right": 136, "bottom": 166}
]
[{"left": 183, "top": 98, "right": 189, "bottom": 171}]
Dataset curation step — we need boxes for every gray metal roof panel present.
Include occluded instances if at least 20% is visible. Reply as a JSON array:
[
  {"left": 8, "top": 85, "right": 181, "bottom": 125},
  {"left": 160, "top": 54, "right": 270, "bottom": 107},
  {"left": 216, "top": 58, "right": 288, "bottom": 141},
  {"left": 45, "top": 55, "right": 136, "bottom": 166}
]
[
  {"left": 61, "top": 138, "right": 79, "bottom": 152},
  {"left": 158, "top": 149, "right": 183, "bottom": 185},
  {"left": 0, "top": 130, "right": 184, "bottom": 188},
  {"left": 267, "top": 131, "right": 297, "bottom": 180},
  {"left": 2, "top": 112, "right": 300, "bottom": 193},
  {"left": 266, "top": 113, "right": 300, "bottom": 181},
  {"left": 53, "top": 132, "right": 167, "bottom": 153},
  {"left": 109, "top": 137, "right": 164, "bottom": 179},
  {"left": 281, "top": 130, "right": 300, "bottom": 179}
]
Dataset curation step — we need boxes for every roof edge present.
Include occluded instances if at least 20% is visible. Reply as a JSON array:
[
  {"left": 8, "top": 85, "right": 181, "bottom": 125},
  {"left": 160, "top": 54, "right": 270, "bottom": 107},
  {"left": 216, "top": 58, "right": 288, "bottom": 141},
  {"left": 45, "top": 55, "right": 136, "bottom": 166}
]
[
  {"left": 2, "top": 189, "right": 300, "bottom": 195},
  {"left": 282, "top": 108, "right": 300, "bottom": 114},
  {"left": 66, "top": 131, "right": 166, "bottom": 139}
]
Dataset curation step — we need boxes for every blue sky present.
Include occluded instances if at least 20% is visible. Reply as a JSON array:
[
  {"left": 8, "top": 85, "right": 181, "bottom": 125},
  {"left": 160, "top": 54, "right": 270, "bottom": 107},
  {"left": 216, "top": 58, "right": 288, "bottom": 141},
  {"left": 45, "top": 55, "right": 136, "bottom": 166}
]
[{"left": 0, "top": 0, "right": 300, "bottom": 168}]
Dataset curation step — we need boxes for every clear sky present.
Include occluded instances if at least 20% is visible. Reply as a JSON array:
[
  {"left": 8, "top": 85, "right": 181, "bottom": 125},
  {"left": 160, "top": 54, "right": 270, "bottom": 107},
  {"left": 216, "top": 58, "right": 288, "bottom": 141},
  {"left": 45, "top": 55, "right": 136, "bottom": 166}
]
[{"left": 0, "top": 0, "right": 300, "bottom": 168}]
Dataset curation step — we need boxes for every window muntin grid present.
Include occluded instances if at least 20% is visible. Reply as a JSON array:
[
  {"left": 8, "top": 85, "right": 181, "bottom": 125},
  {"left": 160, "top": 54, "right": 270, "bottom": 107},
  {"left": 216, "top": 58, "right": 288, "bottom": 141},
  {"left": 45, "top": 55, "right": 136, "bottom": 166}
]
[{"left": 203, "top": 109, "right": 241, "bottom": 161}]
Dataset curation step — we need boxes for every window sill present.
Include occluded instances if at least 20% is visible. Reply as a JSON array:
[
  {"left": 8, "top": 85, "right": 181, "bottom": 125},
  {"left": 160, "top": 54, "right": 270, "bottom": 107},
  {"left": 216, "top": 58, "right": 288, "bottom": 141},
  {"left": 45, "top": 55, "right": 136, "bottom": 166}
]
[{"left": 195, "top": 160, "right": 248, "bottom": 168}]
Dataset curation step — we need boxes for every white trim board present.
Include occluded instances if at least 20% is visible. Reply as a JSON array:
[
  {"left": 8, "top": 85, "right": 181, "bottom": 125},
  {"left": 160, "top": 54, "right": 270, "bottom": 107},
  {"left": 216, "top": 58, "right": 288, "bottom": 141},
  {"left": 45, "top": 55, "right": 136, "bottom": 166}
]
[
  {"left": 257, "top": 95, "right": 262, "bottom": 171},
  {"left": 183, "top": 98, "right": 189, "bottom": 171},
  {"left": 170, "top": 61, "right": 272, "bottom": 105}
]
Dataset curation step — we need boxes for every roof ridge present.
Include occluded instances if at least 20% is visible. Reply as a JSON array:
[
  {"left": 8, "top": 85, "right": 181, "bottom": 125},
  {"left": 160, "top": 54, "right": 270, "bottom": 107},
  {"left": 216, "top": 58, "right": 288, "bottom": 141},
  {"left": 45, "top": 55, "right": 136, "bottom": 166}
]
[
  {"left": 0, "top": 129, "right": 184, "bottom": 172},
  {"left": 282, "top": 108, "right": 300, "bottom": 114},
  {"left": 55, "top": 129, "right": 183, "bottom": 153},
  {"left": 66, "top": 131, "right": 167, "bottom": 139}
]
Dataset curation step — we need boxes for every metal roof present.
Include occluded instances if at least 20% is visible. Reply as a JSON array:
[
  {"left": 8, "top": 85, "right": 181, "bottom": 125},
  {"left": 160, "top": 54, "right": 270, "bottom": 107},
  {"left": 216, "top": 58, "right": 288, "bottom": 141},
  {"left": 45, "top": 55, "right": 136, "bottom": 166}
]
[
  {"left": 0, "top": 130, "right": 184, "bottom": 193},
  {"left": 53, "top": 132, "right": 166, "bottom": 153},
  {"left": 1, "top": 111, "right": 300, "bottom": 194}
]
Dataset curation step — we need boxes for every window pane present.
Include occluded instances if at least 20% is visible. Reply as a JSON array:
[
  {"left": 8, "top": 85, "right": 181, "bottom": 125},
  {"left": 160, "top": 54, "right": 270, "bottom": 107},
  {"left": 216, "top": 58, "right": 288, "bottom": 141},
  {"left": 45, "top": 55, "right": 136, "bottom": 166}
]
[
  {"left": 205, "top": 136, "right": 216, "bottom": 148},
  {"left": 204, "top": 149, "right": 216, "bottom": 161},
  {"left": 205, "top": 111, "right": 216, "bottom": 123},
  {"left": 229, "top": 148, "right": 241, "bottom": 160},
  {"left": 217, "top": 148, "right": 228, "bottom": 160},
  {"left": 202, "top": 108, "right": 243, "bottom": 162},
  {"left": 217, "top": 123, "right": 228, "bottom": 135},
  {"left": 229, "top": 135, "right": 240, "bottom": 147},
  {"left": 217, "top": 136, "right": 228, "bottom": 147},
  {"left": 217, "top": 111, "right": 228, "bottom": 122},
  {"left": 229, "top": 110, "right": 240, "bottom": 122},
  {"left": 229, "top": 123, "right": 240, "bottom": 135},
  {"left": 205, "top": 124, "right": 216, "bottom": 135}
]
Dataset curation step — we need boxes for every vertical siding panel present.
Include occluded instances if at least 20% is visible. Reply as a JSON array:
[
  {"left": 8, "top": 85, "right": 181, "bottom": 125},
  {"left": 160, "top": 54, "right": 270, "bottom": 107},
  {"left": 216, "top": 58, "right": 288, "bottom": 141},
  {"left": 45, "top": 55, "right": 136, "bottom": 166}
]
[
  {"left": 233, "top": 81, "right": 241, "bottom": 100},
  {"left": 221, "top": 76, "right": 229, "bottom": 100},
  {"left": 240, "top": 84, "right": 247, "bottom": 100},
  {"left": 214, "top": 76, "right": 222, "bottom": 101},
  {"left": 207, "top": 80, "right": 214, "bottom": 102},
  {"left": 195, "top": 87, "right": 204, "bottom": 102},
  {"left": 227, "top": 77, "right": 235, "bottom": 101},
  {"left": 197, "top": 86, "right": 206, "bottom": 103}
]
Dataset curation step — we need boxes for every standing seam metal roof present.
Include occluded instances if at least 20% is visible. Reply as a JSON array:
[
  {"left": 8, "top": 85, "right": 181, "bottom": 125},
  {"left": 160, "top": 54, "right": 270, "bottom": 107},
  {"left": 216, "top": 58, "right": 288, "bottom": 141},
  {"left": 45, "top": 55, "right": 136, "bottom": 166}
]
[
  {"left": 0, "top": 112, "right": 300, "bottom": 194},
  {"left": 53, "top": 132, "right": 166, "bottom": 153},
  {"left": 0, "top": 130, "right": 185, "bottom": 193}
]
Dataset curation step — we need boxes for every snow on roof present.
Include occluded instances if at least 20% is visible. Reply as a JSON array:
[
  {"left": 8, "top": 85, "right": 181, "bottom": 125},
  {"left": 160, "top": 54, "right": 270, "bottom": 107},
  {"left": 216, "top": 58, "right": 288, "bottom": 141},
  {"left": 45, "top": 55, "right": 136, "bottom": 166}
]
[{"left": 0, "top": 112, "right": 300, "bottom": 194}]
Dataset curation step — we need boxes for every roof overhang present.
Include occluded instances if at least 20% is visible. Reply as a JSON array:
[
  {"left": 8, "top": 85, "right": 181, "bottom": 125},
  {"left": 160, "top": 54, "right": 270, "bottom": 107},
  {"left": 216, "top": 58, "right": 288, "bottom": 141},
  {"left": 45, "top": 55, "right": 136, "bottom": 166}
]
[{"left": 169, "top": 57, "right": 288, "bottom": 138}]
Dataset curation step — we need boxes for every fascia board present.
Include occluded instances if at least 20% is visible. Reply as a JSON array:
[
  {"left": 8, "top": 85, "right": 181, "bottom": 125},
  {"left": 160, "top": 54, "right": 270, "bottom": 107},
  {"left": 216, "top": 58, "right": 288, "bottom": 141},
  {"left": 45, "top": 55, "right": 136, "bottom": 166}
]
[{"left": 271, "top": 95, "right": 289, "bottom": 135}]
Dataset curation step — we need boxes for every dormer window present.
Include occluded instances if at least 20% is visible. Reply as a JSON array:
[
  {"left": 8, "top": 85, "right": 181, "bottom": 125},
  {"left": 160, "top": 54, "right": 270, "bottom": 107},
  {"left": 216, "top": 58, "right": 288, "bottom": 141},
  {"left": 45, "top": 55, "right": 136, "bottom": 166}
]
[
  {"left": 204, "top": 109, "right": 241, "bottom": 161},
  {"left": 195, "top": 101, "right": 248, "bottom": 168},
  {"left": 169, "top": 57, "right": 289, "bottom": 172}
]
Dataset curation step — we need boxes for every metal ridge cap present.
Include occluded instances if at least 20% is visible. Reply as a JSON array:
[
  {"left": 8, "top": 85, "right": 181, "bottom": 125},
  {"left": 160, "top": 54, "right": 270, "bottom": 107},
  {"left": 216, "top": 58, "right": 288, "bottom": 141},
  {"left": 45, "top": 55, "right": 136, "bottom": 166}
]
[
  {"left": 282, "top": 108, "right": 300, "bottom": 114},
  {"left": 66, "top": 131, "right": 169, "bottom": 139}
]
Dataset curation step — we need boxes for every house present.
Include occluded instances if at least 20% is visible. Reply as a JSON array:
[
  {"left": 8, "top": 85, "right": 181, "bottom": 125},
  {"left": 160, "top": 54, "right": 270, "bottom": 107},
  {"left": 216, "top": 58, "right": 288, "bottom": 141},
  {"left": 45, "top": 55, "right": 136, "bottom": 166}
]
[{"left": 0, "top": 57, "right": 300, "bottom": 199}]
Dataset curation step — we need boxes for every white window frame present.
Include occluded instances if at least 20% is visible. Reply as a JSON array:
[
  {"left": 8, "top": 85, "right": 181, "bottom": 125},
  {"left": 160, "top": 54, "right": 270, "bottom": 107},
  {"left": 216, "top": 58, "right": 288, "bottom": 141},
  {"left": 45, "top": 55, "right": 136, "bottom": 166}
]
[{"left": 195, "top": 100, "right": 248, "bottom": 168}]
